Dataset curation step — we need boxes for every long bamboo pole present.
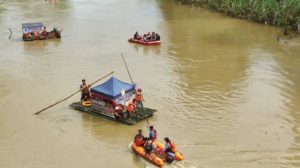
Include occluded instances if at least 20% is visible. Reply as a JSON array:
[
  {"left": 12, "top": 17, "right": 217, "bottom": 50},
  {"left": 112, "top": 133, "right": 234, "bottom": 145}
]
[
  {"left": 121, "top": 53, "right": 149, "bottom": 127},
  {"left": 34, "top": 71, "right": 114, "bottom": 115}
]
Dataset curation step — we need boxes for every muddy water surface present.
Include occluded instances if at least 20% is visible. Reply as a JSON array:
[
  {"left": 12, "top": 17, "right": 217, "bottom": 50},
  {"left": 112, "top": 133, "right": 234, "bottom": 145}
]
[{"left": 0, "top": 0, "right": 300, "bottom": 168}]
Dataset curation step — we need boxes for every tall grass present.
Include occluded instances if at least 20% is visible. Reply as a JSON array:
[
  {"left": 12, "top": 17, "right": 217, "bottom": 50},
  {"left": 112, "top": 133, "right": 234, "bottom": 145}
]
[{"left": 177, "top": 0, "right": 300, "bottom": 32}]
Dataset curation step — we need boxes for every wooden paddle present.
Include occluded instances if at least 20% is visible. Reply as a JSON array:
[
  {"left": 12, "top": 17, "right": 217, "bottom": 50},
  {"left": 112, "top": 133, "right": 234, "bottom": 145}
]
[{"left": 34, "top": 71, "right": 114, "bottom": 115}]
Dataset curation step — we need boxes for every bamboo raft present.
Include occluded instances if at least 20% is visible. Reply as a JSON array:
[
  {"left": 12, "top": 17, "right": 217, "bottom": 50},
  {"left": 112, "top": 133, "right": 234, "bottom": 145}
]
[{"left": 69, "top": 102, "right": 156, "bottom": 125}]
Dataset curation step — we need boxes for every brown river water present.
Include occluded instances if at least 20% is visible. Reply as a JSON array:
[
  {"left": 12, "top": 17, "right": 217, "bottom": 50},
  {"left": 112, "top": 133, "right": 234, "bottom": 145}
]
[{"left": 1, "top": 0, "right": 300, "bottom": 168}]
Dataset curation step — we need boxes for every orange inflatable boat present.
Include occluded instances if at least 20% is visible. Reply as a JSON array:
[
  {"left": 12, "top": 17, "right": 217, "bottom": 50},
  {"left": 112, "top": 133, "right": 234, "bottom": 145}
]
[
  {"left": 128, "top": 38, "right": 161, "bottom": 45},
  {"left": 131, "top": 141, "right": 183, "bottom": 167}
]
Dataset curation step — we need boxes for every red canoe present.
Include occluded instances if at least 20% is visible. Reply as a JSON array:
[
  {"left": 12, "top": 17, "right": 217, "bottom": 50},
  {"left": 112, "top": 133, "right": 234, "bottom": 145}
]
[{"left": 128, "top": 38, "right": 161, "bottom": 46}]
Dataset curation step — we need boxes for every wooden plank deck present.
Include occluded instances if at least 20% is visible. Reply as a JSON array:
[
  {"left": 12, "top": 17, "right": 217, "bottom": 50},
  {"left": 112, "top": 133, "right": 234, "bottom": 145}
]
[{"left": 69, "top": 102, "right": 156, "bottom": 125}]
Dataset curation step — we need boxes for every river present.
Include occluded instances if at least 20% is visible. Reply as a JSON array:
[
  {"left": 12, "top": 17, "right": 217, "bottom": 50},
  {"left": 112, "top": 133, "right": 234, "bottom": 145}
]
[{"left": 0, "top": 0, "right": 300, "bottom": 168}]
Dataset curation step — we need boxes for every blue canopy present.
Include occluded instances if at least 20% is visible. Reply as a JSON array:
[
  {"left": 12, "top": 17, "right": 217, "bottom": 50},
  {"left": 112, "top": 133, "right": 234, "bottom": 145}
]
[
  {"left": 91, "top": 77, "right": 135, "bottom": 99},
  {"left": 22, "top": 22, "right": 44, "bottom": 33},
  {"left": 22, "top": 22, "right": 43, "bottom": 28}
]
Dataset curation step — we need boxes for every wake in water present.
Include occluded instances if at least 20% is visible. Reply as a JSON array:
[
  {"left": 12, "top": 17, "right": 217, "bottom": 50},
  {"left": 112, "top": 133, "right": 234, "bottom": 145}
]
[{"left": 144, "top": 160, "right": 200, "bottom": 168}]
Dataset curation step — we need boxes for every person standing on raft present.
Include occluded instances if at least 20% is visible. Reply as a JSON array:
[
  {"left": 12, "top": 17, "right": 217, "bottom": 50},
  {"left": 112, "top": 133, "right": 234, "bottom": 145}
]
[
  {"left": 135, "top": 88, "right": 144, "bottom": 108},
  {"left": 126, "top": 99, "right": 136, "bottom": 119},
  {"left": 80, "top": 79, "right": 90, "bottom": 102}
]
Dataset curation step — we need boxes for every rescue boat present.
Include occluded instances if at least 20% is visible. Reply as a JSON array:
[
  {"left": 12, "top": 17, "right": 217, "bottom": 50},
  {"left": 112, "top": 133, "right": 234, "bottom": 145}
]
[
  {"left": 22, "top": 22, "right": 62, "bottom": 41},
  {"left": 128, "top": 38, "right": 161, "bottom": 46},
  {"left": 131, "top": 141, "right": 183, "bottom": 167}
]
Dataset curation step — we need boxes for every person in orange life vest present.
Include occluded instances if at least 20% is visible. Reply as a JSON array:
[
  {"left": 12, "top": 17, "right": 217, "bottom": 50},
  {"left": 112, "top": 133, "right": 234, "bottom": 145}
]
[
  {"left": 126, "top": 99, "right": 136, "bottom": 119},
  {"left": 149, "top": 125, "right": 157, "bottom": 141},
  {"left": 80, "top": 79, "right": 90, "bottom": 102},
  {"left": 135, "top": 88, "right": 144, "bottom": 108},
  {"left": 134, "top": 129, "right": 145, "bottom": 146},
  {"left": 163, "top": 137, "right": 176, "bottom": 161}
]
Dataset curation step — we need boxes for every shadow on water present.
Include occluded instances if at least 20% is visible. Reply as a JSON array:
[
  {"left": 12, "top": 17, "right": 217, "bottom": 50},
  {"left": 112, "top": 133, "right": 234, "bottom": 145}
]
[
  {"left": 22, "top": 39, "right": 62, "bottom": 55},
  {"left": 78, "top": 111, "right": 139, "bottom": 145},
  {"left": 130, "top": 43, "right": 161, "bottom": 56}
]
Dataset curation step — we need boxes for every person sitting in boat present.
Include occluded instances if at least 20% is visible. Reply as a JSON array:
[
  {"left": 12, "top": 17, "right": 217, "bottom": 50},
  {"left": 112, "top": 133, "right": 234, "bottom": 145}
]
[
  {"left": 133, "top": 31, "right": 141, "bottom": 40},
  {"left": 134, "top": 129, "right": 145, "bottom": 146},
  {"left": 114, "top": 105, "right": 124, "bottom": 120},
  {"left": 149, "top": 125, "right": 157, "bottom": 141},
  {"left": 163, "top": 137, "right": 176, "bottom": 162},
  {"left": 144, "top": 138, "right": 157, "bottom": 158},
  {"left": 151, "top": 32, "right": 156, "bottom": 41},
  {"left": 34, "top": 31, "right": 39, "bottom": 38},
  {"left": 24, "top": 32, "right": 32, "bottom": 38},
  {"left": 135, "top": 88, "right": 144, "bottom": 108},
  {"left": 80, "top": 79, "right": 90, "bottom": 102},
  {"left": 144, "top": 32, "right": 151, "bottom": 41},
  {"left": 42, "top": 26, "right": 47, "bottom": 36},
  {"left": 126, "top": 99, "right": 136, "bottom": 119},
  {"left": 155, "top": 33, "right": 160, "bottom": 41}
]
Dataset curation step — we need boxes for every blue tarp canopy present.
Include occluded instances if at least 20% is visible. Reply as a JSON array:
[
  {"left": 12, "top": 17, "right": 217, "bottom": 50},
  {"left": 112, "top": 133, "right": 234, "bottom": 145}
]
[
  {"left": 22, "top": 22, "right": 44, "bottom": 33},
  {"left": 91, "top": 77, "right": 135, "bottom": 99},
  {"left": 22, "top": 22, "right": 43, "bottom": 28}
]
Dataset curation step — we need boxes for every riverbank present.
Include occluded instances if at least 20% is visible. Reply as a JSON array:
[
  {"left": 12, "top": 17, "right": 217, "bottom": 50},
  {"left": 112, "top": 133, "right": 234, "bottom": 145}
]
[{"left": 176, "top": 0, "right": 300, "bottom": 33}]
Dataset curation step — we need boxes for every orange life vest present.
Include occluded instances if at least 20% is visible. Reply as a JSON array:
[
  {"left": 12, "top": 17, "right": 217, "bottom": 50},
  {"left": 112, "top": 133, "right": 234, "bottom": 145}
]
[
  {"left": 167, "top": 142, "right": 176, "bottom": 153},
  {"left": 127, "top": 102, "right": 135, "bottom": 112},
  {"left": 135, "top": 92, "right": 143, "bottom": 102},
  {"left": 134, "top": 135, "right": 144, "bottom": 146}
]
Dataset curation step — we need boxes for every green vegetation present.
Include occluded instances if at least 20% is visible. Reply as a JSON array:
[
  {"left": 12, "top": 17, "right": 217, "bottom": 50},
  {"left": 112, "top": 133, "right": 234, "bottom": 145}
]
[{"left": 177, "top": 0, "right": 300, "bottom": 32}]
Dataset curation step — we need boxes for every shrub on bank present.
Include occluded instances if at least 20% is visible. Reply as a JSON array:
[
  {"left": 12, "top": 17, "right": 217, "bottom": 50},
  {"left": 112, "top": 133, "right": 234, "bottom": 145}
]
[{"left": 177, "top": 0, "right": 300, "bottom": 32}]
